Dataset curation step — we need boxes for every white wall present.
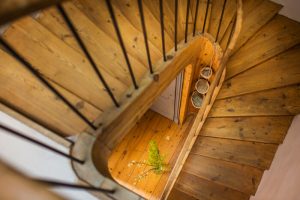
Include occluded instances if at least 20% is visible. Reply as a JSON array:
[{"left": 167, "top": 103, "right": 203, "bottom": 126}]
[
  {"left": 251, "top": 115, "right": 300, "bottom": 200},
  {"left": 272, "top": 0, "right": 300, "bottom": 22},
  {"left": 0, "top": 111, "right": 97, "bottom": 200}
]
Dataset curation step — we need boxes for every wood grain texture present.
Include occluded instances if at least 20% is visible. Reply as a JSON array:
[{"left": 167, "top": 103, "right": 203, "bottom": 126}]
[
  {"left": 227, "top": 15, "right": 300, "bottom": 79},
  {"left": 168, "top": 188, "right": 198, "bottom": 200},
  {"left": 0, "top": 48, "right": 94, "bottom": 136},
  {"left": 232, "top": 0, "right": 282, "bottom": 53},
  {"left": 174, "top": 171, "right": 249, "bottom": 200},
  {"left": 108, "top": 110, "right": 194, "bottom": 200},
  {"left": 208, "top": 0, "right": 237, "bottom": 42},
  {"left": 219, "top": 45, "right": 300, "bottom": 99},
  {"left": 191, "top": 137, "right": 278, "bottom": 169},
  {"left": 3, "top": 16, "right": 126, "bottom": 111},
  {"left": 210, "top": 85, "right": 300, "bottom": 117},
  {"left": 202, "top": 116, "right": 293, "bottom": 143},
  {"left": 182, "top": 155, "right": 263, "bottom": 194}
]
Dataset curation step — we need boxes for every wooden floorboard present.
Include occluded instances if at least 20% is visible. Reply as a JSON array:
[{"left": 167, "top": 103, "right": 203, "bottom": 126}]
[{"left": 191, "top": 136, "right": 278, "bottom": 169}]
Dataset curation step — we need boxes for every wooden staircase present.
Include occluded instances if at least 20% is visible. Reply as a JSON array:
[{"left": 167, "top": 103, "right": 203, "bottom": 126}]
[
  {"left": 1, "top": 0, "right": 300, "bottom": 200},
  {"left": 168, "top": 1, "right": 300, "bottom": 199}
]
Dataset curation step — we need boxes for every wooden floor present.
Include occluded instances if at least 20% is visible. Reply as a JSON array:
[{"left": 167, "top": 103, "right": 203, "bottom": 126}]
[
  {"left": 168, "top": 0, "right": 300, "bottom": 199},
  {"left": 108, "top": 110, "right": 194, "bottom": 200}
]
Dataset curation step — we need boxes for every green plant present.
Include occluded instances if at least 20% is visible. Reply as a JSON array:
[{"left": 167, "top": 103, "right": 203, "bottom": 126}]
[{"left": 128, "top": 140, "right": 168, "bottom": 184}]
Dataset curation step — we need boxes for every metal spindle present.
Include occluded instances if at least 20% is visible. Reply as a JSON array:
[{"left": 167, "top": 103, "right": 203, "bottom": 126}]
[
  {"left": 175, "top": 0, "right": 178, "bottom": 51},
  {"left": 0, "top": 125, "right": 85, "bottom": 164},
  {"left": 137, "top": 0, "right": 153, "bottom": 74},
  {"left": 0, "top": 38, "right": 97, "bottom": 130},
  {"left": 57, "top": 5, "right": 120, "bottom": 107},
  {"left": 202, "top": 0, "right": 210, "bottom": 33},
  {"left": 159, "top": 0, "right": 167, "bottom": 61},
  {"left": 193, "top": 0, "right": 200, "bottom": 36},
  {"left": 104, "top": 0, "right": 139, "bottom": 89},
  {"left": 184, "top": 0, "right": 191, "bottom": 43},
  {"left": 215, "top": 0, "right": 228, "bottom": 42},
  {"left": 36, "top": 179, "right": 115, "bottom": 193}
]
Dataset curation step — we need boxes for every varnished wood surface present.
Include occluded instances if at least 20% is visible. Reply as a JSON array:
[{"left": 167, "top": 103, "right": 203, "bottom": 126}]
[
  {"left": 227, "top": 15, "right": 300, "bottom": 80},
  {"left": 202, "top": 116, "right": 293, "bottom": 143},
  {"left": 219, "top": 45, "right": 300, "bottom": 99},
  {"left": 191, "top": 137, "right": 277, "bottom": 169},
  {"left": 109, "top": 110, "right": 195, "bottom": 200}
]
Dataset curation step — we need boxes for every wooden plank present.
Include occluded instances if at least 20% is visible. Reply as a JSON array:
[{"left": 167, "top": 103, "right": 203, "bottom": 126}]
[
  {"left": 175, "top": 172, "right": 249, "bottom": 200},
  {"left": 202, "top": 116, "right": 293, "bottom": 143},
  {"left": 219, "top": 45, "right": 300, "bottom": 99},
  {"left": 111, "top": 0, "right": 174, "bottom": 53},
  {"left": 0, "top": 48, "right": 94, "bottom": 136},
  {"left": 190, "top": 0, "right": 212, "bottom": 34},
  {"left": 72, "top": 0, "right": 163, "bottom": 67},
  {"left": 3, "top": 16, "right": 126, "bottom": 111},
  {"left": 179, "top": 64, "right": 194, "bottom": 124},
  {"left": 182, "top": 155, "right": 263, "bottom": 194},
  {"left": 232, "top": 0, "right": 282, "bottom": 53},
  {"left": 0, "top": 160, "right": 65, "bottom": 200},
  {"left": 0, "top": 0, "right": 63, "bottom": 25},
  {"left": 191, "top": 137, "right": 278, "bottom": 169},
  {"left": 208, "top": 0, "right": 237, "bottom": 41},
  {"left": 227, "top": 14, "right": 300, "bottom": 79},
  {"left": 210, "top": 85, "right": 300, "bottom": 117},
  {"left": 168, "top": 188, "right": 198, "bottom": 200}
]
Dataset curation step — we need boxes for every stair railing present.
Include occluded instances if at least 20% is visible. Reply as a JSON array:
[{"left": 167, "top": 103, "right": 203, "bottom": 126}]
[{"left": 0, "top": 0, "right": 243, "bottom": 199}]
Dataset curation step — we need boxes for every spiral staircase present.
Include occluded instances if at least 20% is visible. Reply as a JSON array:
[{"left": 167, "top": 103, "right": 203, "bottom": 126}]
[{"left": 0, "top": 0, "right": 300, "bottom": 200}]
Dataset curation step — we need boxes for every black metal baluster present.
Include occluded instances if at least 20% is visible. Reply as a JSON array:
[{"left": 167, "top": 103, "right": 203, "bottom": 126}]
[
  {"left": 0, "top": 125, "right": 85, "bottom": 164},
  {"left": 57, "top": 5, "right": 120, "bottom": 107},
  {"left": 104, "top": 0, "right": 139, "bottom": 89},
  {"left": 0, "top": 38, "right": 97, "bottom": 130},
  {"left": 202, "top": 0, "right": 210, "bottom": 33},
  {"left": 174, "top": 0, "right": 178, "bottom": 51},
  {"left": 193, "top": 0, "right": 200, "bottom": 36},
  {"left": 137, "top": 0, "right": 153, "bottom": 74},
  {"left": 159, "top": 0, "right": 167, "bottom": 61},
  {"left": 215, "top": 0, "right": 228, "bottom": 42},
  {"left": 35, "top": 179, "right": 115, "bottom": 193},
  {"left": 185, "top": 0, "right": 191, "bottom": 43}
]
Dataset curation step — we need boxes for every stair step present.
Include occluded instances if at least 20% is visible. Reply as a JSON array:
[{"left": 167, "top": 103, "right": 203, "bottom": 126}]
[
  {"left": 39, "top": 2, "right": 148, "bottom": 86},
  {"left": 168, "top": 188, "right": 198, "bottom": 200},
  {"left": 210, "top": 85, "right": 300, "bottom": 117},
  {"left": 208, "top": 0, "right": 237, "bottom": 42},
  {"left": 174, "top": 171, "right": 250, "bottom": 200},
  {"left": 202, "top": 116, "right": 293, "bottom": 143},
  {"left": 219, "top": 45, "right": 300, "bottom": 99},
  {"left": 191, "top": 137, "right": 277, "bottom": 169},
  {"left": 232, "top": 0, "right": 282, "bottom": 54},
  {"left": 2, "top": 16, "right": 126, "bottom": 111},
  {"left": 0, "top": 48, "right": 98, "bottom": 136},
  {"left": 72, "top": 0, "right": 163, "bottom": 66},
  {"left": 227, "top": 14, "right": 300, "bottom": 79},
  {"left": 182, "top": 155, "right": 263, "bottom": 195}
]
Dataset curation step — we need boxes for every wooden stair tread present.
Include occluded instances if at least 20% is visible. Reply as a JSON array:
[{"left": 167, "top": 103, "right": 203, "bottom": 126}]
[
  {"left": 168, "top": 188, "right": 198, "bottom": 200},
  {"left": 174, "top": 172, "right": 250, "bottom": 200},
  {"left": 208, "top": 0, "right": 237, "bottom": 42},
  {"left": 2, "top": 16, "right": 126, "bottom": 111},
  {"left": 191, "top": 136, "right": 277, "bottom": 169},
  {"left": 210, "top": 85, "right": 300, "bottom": 117},
  {"left": 219, "top": 45, "right": 300, "bottom": 99},
  {"left": 227, "top": 14, "right": 300, "bottom": 79},
  {"left": 232, "top": 0, "right": 282, "bottom": 54},
  {"left": 182, "top": 155, "right": 263, "bottom": 195},
  {"left": 108, "top": 110, "right": 194, "bottom": 200},
  {"left": 202, "top": 116, "right": 293, "bottom": 143},
  {"left": 0, "top": 48, "right": 99, "bottom": 136},
  {"left": 37, "top": 2, "right": 148, "bottom": 86}
]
